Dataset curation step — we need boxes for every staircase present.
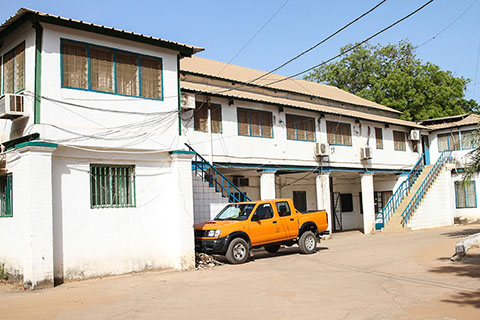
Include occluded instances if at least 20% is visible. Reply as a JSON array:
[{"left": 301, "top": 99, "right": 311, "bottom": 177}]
[
  {"left": 185, "top": 144, "right": 251, "bottom": 223},
  {"left": 382, "top": 151, "right": 453, "bottom": 232}
]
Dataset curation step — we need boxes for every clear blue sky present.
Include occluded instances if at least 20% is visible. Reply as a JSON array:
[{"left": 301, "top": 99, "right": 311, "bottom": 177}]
[{"left": 2, "top": 0, "right": 480, "bottom": 104}]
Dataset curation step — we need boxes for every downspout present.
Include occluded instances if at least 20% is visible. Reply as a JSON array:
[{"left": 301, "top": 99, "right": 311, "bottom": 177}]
[
  {"left": 33, "top": 21, "right": 43, "bottom": 125},
  {"left": 177, "top": 55, "right": 182, "bottom": 136}
]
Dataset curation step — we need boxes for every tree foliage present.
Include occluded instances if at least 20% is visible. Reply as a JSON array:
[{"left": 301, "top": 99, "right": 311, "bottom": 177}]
[
  {"left": 304, "top": 40, "right": 478, "bottom": 121},
  {"left": 464, "top": 129, "right": 480, "bottom": 181}
]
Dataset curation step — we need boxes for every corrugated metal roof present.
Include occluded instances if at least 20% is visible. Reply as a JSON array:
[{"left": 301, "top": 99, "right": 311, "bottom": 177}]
[
  {"left": 181, "top": 80, "right": 426, "bottom": 129},
  {"left": 420, "top": 114, "right": 480, "bottom": 130},
  {"left": 0, "top": 8, "right": 204, "bottom": 56},
  {"left": 180, "top": 56, "right": 402, "bottom": 115}
]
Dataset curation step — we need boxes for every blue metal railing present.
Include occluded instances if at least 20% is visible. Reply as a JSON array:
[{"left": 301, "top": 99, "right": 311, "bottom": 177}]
[
  {"left": 400, "top": 150, "right": 452, "bottom": 226},
  {"left": 185, "top": 143, "right": 251, "bottom": 203},
  {"left": 380, "top": 153, "right": 426, "bottom": 226}
]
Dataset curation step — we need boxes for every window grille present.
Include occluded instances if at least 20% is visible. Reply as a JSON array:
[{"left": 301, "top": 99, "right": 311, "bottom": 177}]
[
  {"left": 90, "top": 165, "right": 136, "bottom": 208},
  {"left": 0, "top": 175, "right": 13, "bottom": 217}
]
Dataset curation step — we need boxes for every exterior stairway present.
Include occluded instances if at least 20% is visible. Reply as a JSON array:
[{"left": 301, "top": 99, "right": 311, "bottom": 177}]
[
  {"left": 382, "top": 165, "right": 433, "bottom": 232},
  {"left": 381, "top": 151, "right": 453, "bottom": 232}
]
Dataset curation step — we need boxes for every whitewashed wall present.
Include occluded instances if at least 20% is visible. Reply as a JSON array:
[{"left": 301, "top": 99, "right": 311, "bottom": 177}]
[
  {"left": 183, "top": 96, "right": 421, "bottom": 170},
  {"left": 451, "top": 172, "right": 480, "bottom": 223},
  {"left": 51, "top": 147, "right": 194, "bottom": 280}
]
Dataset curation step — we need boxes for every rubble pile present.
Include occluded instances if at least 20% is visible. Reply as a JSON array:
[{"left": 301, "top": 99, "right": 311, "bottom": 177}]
[{"left": 195, "top": 253, "right": 224, "bottom": 269}]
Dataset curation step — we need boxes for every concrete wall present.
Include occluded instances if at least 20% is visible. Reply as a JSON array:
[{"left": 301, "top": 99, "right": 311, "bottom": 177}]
[
  {"left": 183, "top": 95, "right": 421, "bottom": 170},
  {"left": 408, "top": 166, "right": 454, "bottom": 230}
]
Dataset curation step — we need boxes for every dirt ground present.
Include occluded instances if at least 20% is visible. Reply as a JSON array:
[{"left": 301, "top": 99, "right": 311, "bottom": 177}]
[{"left": 1, "top": 224, "right": 480, "bottom": 320}]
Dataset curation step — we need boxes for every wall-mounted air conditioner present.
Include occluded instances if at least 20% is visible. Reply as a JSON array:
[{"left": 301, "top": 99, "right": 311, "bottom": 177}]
[
  {"left": 361, "top": 147, "right": 372, "bottom": 160},
  {"left": 315, "top": 142, "right": 329, "bottom": 157},
  {"left": 180, "top": 92, "right": 195, "bottom": 110},
  {"left": 409, "top": 130, "right": 420, "bottom": 141},
  {"left": 0, "top": 94, "right": 26, "bottom": 119}
]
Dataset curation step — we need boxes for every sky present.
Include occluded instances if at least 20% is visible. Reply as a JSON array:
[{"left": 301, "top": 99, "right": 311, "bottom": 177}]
[{"left": 2, "top": 0, "right": 480, "bottom": 104}]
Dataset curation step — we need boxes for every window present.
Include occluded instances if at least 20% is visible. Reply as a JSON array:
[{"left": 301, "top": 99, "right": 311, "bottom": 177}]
[
  {"left": 393, "top": 131, "right": 406, "bottom": 151},
  {"left": 2, "top": 42, "right": 25, "bottom": 94},
  {"left": 90, "top": 165, "right": 136, "bottom": 208},
  {"left": 293, "top": 191, "right": 307, "bottom": 212},
  {"left": 61, "top": 39, "right": 163, "bottom": 99},
  {"left": 0, "top": 175, "right": 13, "bottom": 218},
  {"left": 253, "top": 203, "right": 274, "bottom": 220},
  {"left": 194, "top": 102, "right": 222, "bottom": 133},
  {"left": 461, "top": 130, "right": 477, "bottom": 150},
  {"left": 326, "top": 121, "right": 352, "bottom": 146},
  {"left": 275, "top": 201, "right": 292, "bottom": 217},
  {"left": 237, "top": 108, "right": 273, "bottom": 138},
  {"left": 375, "top": 127, "right": 383, "bottom": 149},
  {"left": 340, "top": 193, "right": 353, "bottom": 212},
  {"left": 455, "top": 181, "right": 477, "bottom": 208},
  {"left": 286, "top": 114, "right": 315, "bottom": 141},
  {"left": 438, "top": 132, "right": 460, "bottom": 152}
]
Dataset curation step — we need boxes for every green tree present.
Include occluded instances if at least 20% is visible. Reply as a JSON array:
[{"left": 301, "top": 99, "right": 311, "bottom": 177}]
[
  {"left": 464, "top": 129, "right": 480, "bottom": 181},
  {"left": 304, "top": 40, "right": 478, "bottom": 121}
]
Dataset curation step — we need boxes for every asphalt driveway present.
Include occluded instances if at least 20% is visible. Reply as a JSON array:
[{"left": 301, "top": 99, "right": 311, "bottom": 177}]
[{"left": 1, "top": 224, "right": 479, "bottom": 320}]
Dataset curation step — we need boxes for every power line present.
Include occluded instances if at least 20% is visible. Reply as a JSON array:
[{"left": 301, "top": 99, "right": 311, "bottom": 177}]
[
  {"left": 257, "top": 0, "right": 435, "bottom": 90},
  {"left": 417, "top": 0, "right": 478, "bottom": 48},
  {"left": 245, "top": 0, "right": 389, "bottom": 86},
  {"left": 214, "top": 0, "right": 289, "bottom": 77}
]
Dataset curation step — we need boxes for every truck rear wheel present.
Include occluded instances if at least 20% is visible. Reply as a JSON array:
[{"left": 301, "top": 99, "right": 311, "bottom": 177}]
[
  {"left": 264, "top": 245, "right": 281, "bottom": 253},
  {"left": 226, "top": 238, "right": 249, "bottom": 264},
  {"left": 299, "top": 231, "right": 317, "bottom": 254}
]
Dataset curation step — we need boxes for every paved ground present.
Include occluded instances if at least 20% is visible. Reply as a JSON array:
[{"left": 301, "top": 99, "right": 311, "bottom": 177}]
[{"left": 1, "top": 224, "right": 480, "bottom": 320}]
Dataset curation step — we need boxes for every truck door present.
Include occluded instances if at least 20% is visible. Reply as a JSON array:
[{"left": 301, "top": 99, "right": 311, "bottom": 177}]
[
  {"left": 249, "top": 203, "right": 282, "bottom": 246},
  {"left": 275, "top": 201, "right": 298, "bottom": 238}
]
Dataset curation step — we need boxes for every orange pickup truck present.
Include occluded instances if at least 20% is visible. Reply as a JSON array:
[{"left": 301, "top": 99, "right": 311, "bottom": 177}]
[{"left": 194, "top": 199, "right": 328, "bottom": 264}]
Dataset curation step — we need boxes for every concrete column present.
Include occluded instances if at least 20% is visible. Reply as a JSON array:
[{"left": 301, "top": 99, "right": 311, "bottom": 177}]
[
  {"left": 168, "top": 151, "right": 196, "bottom": 270},
  {"left": 316, "top": 172, "right": 332, "bottom": 236},
  {"left": 260, "top": 170, "right": 276, "bottom": 200},
  {"left": 361, "top": 173, "right": 375, "bottom": 235},
  {"left": 15, "top": 142, "right": 57, "bottom": 289}
]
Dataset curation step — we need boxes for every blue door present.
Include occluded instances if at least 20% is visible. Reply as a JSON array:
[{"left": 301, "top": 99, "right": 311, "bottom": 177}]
[{"left": 422, "top": 135, "right": 430, "bottom": 165}]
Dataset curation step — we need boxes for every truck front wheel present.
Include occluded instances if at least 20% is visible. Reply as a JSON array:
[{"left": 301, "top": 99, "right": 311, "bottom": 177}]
[
  {"left": 226, "top": 238, "right": 249, "bottom": 264},
  {"left": 298, "top": 231, "right": 317, "bottom": 254}
]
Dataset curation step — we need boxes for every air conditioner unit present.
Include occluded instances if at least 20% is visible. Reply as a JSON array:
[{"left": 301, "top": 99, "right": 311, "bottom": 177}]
[
  {"left": 315, "top": 142, "right": 329, "bottom": 157},
  {"left": 361, "top": 147, "right": 372, "bottom": 160},
  {"left": 409, "top": 130, "right": 420, "bottom": 141},
  {"left": 0, "top": 94, "right": 26, "bottom": 119},
  {"left": 180, "top": 93, "right": 195, "bottom": 110}
]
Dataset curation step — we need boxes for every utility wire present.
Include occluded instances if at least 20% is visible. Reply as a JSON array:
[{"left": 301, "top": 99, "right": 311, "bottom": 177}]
[
  {"left": 214, "top": 0, "right": 289, "bottom": 77},
  {"left": 417, "top": 0, "right": 477, "bottom": 48},
  {"left": 255, "top": 0, "right": 435, "bottom": 90},
  {"left": 245, "top": 0, "right": 388, "bottom": 86}
]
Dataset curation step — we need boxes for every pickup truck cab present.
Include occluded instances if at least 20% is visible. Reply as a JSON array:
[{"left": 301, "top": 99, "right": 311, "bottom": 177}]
[{"left": 194, "top": 199, "right": 328, "bottom": 264}]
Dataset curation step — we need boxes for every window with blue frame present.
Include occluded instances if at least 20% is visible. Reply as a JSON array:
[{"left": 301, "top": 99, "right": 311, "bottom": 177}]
[
  {"left": 90, "top": 165, "right": 136, "bottom": 209},
  {"left": 237, "top": 108, "right": 273, "bottom": 138},
  {"left": 61, "top": 39, "right": 163, "bottom": 100},
  {"left": 286, "top": 114, "right": 315, "bottom": 141},
  {"left": 326, "top": 121, "right": 351, "bottom": 146},
  {"left": 437, "top": 132, "right": 460, "bottom": 151},
  {"left": 0, "top": 174, "right": 13, "bottom": 218},
  {"left": 455, "top": 181, "right": 477, "bottom": 208},
  {"left": 2, "top": 42, "right": 25, "bottom": 94},
  {"left": 460, "top": 130, "right": 478, "bottom": 150}
]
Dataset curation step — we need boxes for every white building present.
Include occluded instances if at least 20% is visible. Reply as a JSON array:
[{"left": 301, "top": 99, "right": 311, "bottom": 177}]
[{"left": 0, "top": 9, "right": 203, "bottom": 288}]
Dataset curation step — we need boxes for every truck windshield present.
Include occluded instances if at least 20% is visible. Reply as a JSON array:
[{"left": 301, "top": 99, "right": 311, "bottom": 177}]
[{"left": 214, "top": 204, "right": 255, "bottom": 221}]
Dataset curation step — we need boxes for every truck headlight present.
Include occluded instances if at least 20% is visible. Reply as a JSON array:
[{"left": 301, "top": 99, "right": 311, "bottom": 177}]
[{"left": 207, "top": 230, "right": 221, "bottom": 237}]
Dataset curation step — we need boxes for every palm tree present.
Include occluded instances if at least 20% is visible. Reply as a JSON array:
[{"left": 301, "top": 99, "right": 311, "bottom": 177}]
[{"left": 464, "top": 129, "right": 480, "bottom": 181}]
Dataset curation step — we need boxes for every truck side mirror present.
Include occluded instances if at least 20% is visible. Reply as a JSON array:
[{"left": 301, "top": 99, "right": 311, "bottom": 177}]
[{"left": 251, "top": 215, "right": 260, "bottom": 222}]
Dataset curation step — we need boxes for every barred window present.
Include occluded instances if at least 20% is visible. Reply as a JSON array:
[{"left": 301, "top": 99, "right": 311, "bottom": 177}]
[
  {"left": 393, "top": 131, "right": 406, "bottom": 151},
  {"left": 194, "top": 102, "right": 222, "bottom": 133},
  {"left": 0, "top": 175, "right": 13, "bottom": 218},
  {"left": 61, "top": 39, "right": 162, "bottom": 99},
  {"left": 438, "top": 132, "right": 460, "bottom": 152},
  {"left": 237, "top": 108, "right": 273, "bottom": 138},
  {"left": 2, "top": 42, "right": 25, "bottom": 94},
  {"left": 455, "top": 181, "right": 477, "bottom": 209},
  {"left": 286, "top": 114, "right": 315, "bottom": 141},
  {"left": 90, "top": 165, "right": 136, "bottom": 208},
  {"left": 375, "top": 127, "right": 383, "bottom": 149},
  {"left": 326, "top": 121, "right": 351, "bottom": 146}
]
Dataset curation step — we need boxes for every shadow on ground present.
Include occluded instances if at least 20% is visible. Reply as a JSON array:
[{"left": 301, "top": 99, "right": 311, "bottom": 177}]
[
  {"left": 250, "top": 246, "right": 328, "bottom": 262},
  {"left": 441, "top": 228, "right": 480, "bottom": 239},
  {"left": 441, "top": 290, "right": 480, "bottom": 308}
]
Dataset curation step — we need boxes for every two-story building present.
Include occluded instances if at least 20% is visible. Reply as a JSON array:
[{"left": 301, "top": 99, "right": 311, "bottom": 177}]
[{"left": 0, "top": 8, "right": 203, "bottom": 288}]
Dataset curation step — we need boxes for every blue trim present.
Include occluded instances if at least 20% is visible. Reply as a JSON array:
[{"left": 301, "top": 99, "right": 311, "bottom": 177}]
[
  {"left": 1, "top": 42, "right": 25, "bottom": 95},
  {"left": 454, "top": 180, "right": 477, "bottom": 208},
  {"left": 170, "top": 150, "right": 195, "bottom": 155},
  {"left": 87, "top": 45, "right": 91, "bottom": 90},
  {"left": 286, "top": 113, "right": 316, "bottom": 142},
  {"left": 14, "top": 141, "right": 58, "bottom": 149},
  {"left": 326, "top": 121, "right": 352, "bottom": 146},
  {"left": 60, "top": 38, "right": 164, "bottom": 101},
  {"left": 237, "top": 107, "right": 274, "bottom": 139}
]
